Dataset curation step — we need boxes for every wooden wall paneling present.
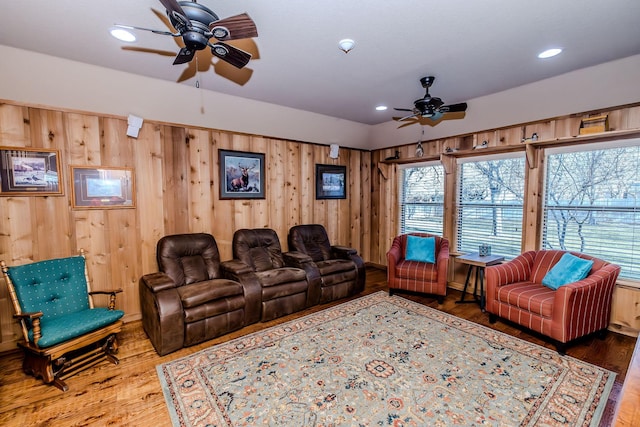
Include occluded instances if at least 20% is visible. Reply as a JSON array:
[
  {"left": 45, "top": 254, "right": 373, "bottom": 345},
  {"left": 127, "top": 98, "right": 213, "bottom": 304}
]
[
  {"left": 609, "top": 285, "right": 640, "bottom": 337},
  {"left": 100, "top": 117, "right": 139, "bottom": 311},
  {"left": 626, "top": 106, "right": 640, "bottom": 128},
  {"left": 133, "top": 122, "right": 165, "bottom": 276},
  {"left": 162, "top": 126, "right": 189, "bottom": 235},
  {"left": 209, "top": 131, "right": 233, "bottom": 259},
  {"left": 359, "top": 151, "right": 372, "bottom": 261},
  {"left": 186, "top": 128, "right": 213, "bottom": 233},
  {"left": 64, "top": 113, "right": 101, "bottom": 166},
  {"left": 248, "top": 136, "right": 269, "bottom": 231},
  {"left": 312, "top": 145, "right": 327, "bottom": 232},
  {"left": 266, "top": 138, "right": 287, "bottom": 242},
  {"left": 29, "top": 110, "right": 72, "bottom": 260},
  {"left": 495, "top": 126, "right": 523, "bottom": 147},
  {"left": 299, "top": 143, "right": 314, "bottom": 226},
  {"left": 101, "top": 117, "right": 133, "bottom": 167},
  {"left": 65, "top": 110, "right": 111, "bottom": 302},
  {"left": 105, "top": 209, "right": 140, "bottom": 318},
  {"left": 0, "top": 104, "right": 30, "bottom": 146},
  {"left": 348, "top": 150, "right": 362, "bottom": 252},
  {"left": 523, "top": 121, "right": 556, "bottom": 142},
  {"left": 369, "top": 151, "right": 382, "bottom": 264},
  {"left": 554, "top": 116, "right": 582, "bottom": 138},
  {"left": 285, "top": 140, "right": 301, "bottom": 242},
  {"left": 475, "top": 131, "right": 495, "bottom": 148}
]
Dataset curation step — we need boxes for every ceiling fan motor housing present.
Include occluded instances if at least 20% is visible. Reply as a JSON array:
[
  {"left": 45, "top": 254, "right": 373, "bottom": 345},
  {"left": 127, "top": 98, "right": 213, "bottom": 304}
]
[{"left": 169, "top": 1, "right": 220, "bottom": 50}]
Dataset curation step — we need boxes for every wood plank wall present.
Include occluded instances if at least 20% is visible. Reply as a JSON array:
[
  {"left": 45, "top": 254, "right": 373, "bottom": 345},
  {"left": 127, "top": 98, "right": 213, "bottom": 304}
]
[{"left": 0, "top": 102, "right": 371, "bottom": 351}]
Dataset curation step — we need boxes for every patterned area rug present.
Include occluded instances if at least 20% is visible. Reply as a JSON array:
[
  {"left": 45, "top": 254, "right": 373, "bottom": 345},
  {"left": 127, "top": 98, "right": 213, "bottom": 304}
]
[{"left": 157, "top": 292, "right": 615, "bottom": 426}]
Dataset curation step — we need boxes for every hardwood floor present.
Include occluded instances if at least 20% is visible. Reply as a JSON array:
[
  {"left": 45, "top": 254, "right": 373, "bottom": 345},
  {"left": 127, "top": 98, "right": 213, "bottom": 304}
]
[{"left": 0, "top": 267, "right": 636, "bottom": 426}]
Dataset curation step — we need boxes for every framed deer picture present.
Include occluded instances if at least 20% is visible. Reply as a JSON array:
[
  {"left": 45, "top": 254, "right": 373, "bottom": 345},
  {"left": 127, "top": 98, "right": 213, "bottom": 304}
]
[{"left": 219, "top": 149, "right": 265, "bottom": 199}]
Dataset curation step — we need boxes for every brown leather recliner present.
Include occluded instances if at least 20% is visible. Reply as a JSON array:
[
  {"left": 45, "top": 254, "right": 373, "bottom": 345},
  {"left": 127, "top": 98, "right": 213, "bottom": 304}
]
[
  {"left": 288, "top": 224, "right": 365, "bottom": 304},
  {"left": 226, "top": 228, "right": 321, "bottom": 322},
  {"left": 139, "top": 233, "right": 256, "bottom": 356}
]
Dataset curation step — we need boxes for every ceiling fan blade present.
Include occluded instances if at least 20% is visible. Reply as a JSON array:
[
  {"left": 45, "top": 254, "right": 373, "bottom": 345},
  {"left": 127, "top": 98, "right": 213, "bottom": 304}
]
[
  {"left": 209, "top": 13, "right": 258, "bottom": 41},
  {"left": 173, "top": 46, "right": 196, "bottom": 64},
  {"left": 394, "top": 108, "right": 413, "bottom": 112},
  {"left": 210, "top": 42, "right": 252, "bottom": 68},
  {"left": 441, "top": 102, "right": 468, "bottom": 113},
  {"left": 114, "top": 24, "right": 178, "bottom": 37},
  {"left": 159, "top": 0, "right": 191, "bottom": 28}
]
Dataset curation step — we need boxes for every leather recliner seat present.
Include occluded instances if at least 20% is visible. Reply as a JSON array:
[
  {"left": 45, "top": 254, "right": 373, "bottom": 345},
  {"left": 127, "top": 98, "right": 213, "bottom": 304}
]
[
  {"left": 139, "top": 233, "right": 253, "bottom": 356},
  {"left": 288, "top": 224, "right": 365, "bottom": 304}
]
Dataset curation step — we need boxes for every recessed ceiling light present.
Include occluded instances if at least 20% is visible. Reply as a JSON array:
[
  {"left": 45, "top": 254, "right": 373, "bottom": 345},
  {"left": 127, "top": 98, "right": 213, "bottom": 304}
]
[
  {"left": 110, "top": 27, "right": 136, "bottom": 42},
  {"left": 538, "top": 48, "right": 562, "bottom": 59},
  {"left": 375, "top": 105, "right": 388, "bottom": 111}
]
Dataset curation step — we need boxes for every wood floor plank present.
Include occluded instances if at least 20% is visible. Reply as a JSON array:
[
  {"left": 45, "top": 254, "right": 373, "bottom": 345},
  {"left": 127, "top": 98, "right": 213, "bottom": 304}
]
[{"left": 0, "top": 267, "right": 635, "bottom": 426}]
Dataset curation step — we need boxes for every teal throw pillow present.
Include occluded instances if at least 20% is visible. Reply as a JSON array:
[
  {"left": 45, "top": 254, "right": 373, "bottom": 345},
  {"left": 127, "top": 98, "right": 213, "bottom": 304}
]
[
  {"left": 405, "top": 235, "right": 436, "bottom": 264},
  {"left": 542, "top": 253, "right": 594, "bottom": 290}
]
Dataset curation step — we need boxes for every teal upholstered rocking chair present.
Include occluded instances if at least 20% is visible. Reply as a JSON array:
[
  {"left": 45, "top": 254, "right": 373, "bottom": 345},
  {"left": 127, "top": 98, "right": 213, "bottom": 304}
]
[{"left": 1, "top": 250, "right": 124, "bottom": 391}]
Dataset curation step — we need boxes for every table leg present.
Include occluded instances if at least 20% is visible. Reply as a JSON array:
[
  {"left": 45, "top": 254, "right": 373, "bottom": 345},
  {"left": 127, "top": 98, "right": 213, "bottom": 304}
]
[
  {"left": 456, "top": 265, "right": 475, "bottom": 304},
  {"left": 479, "top": 267, "right": 486, "bottom": 311}
]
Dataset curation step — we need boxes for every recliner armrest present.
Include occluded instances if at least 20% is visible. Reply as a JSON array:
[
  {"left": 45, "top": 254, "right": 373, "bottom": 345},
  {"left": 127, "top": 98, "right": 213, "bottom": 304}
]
[
  {"left": 283, "top": 251, "right": 314, "bottom": 268},
  {"left": 331, "top": 245, "right": 357, "bottom": 258},
  {"left": 221, "top": 259, "right": 254, "bottom": 276},
  {"left": 140, "top": 272, "right": 176, "bottom": 293}
]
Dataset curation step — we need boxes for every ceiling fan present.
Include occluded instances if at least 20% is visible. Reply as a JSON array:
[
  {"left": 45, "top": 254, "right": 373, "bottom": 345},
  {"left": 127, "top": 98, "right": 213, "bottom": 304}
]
[
  {"left": 394, "top": 76, "right": 468, "bottom": 124},
  {"left": 115, "top": 0, "right": 258, "bottom": 68}
]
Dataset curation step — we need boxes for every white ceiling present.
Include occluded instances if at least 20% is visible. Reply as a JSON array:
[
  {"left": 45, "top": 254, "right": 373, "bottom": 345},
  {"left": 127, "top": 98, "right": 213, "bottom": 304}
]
[{"left": 1, "top": 0, "right": 639, "bottom": 126}]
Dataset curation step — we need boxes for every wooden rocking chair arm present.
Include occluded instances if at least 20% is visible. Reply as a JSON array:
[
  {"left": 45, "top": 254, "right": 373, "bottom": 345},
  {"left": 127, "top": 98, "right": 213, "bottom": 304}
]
[
  {"left": 89, "top": 289, "right": 123, "bottom": 296},
  {"left": 14, "top": 311, "right": 43, "bottom": 320}
]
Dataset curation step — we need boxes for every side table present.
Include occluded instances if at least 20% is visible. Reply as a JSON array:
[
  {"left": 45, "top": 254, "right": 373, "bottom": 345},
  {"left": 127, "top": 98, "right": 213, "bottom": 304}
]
[{"left": 455, "top": 253, "right": 504, "bottom": 311}]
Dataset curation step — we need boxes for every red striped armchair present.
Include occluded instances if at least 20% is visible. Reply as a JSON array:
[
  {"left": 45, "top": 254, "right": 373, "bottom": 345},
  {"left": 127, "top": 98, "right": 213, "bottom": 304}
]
[
  {"left": 387, "top": 233, "right": 449, "bottom": 303},
  {"left": 485, "top": 250, "right": 621, "bottom": 354}
]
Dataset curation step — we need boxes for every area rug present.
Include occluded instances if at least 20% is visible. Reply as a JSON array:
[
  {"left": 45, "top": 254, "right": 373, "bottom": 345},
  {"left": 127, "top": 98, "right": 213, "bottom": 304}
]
[{"left": 157, "top": 291, "right": 615, "bottom": 426}]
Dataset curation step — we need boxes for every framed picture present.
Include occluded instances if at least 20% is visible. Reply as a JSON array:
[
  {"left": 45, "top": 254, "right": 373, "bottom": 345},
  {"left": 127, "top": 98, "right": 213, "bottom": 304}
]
[
  {"left": 219, "top": 149, "right": 265, "bottom": 199},
  {"left": 316, "top": 164, "right": 347, "bottom": 199},
  {"left": 71, "top": 166, "right": 135, "bottom": 209},
  {"left": 0, "top": 147, "right": 63, "bottom": 196}
]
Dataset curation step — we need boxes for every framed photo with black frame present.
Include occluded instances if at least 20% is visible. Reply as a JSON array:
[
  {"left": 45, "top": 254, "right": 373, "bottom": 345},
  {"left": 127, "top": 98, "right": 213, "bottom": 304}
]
[
  {"left": 71, "top": 166, "right": 135, "bottom": 209},
  {"left": 316, "top": 164, "right": 347, "bottom": 199},
  {"left": 0, "top": 147, "right": 63, "bottom": 196},
  {"left": 219, "top": 149, "right": 265, "bottom": 199}
]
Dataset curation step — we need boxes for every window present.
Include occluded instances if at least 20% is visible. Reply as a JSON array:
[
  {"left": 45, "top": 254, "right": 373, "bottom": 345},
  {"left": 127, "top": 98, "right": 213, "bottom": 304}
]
[
  {"left": 457, "top": 154, "right": 525, "bottom": 258},
  {"left": 398, "top": 162, "right": 445, "bottom": 235},
  {"left": 543, "top": 140, "right": 640, "bottom": 280}
]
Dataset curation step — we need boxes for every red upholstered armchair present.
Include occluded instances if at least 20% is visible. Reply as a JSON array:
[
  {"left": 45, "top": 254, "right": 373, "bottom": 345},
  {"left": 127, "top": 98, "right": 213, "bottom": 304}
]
[
  {"left": 386, "top": 233, "right": 449, "bottom": 303},
  {"left": 485, "top": 250, "right": 621, "bottom": 354}
]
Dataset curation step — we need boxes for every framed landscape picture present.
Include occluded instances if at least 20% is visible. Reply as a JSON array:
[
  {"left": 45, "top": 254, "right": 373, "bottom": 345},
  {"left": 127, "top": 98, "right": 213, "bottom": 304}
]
[
  {"left": 0, "top": 147, "right": 63, "bottom": 196},
  {"left": 219, "top": 149, "right": 265, "bottom": 199},
  {"left": 316, "top": 164, "right": 346, "bottom": 199},
  {"left": 71, "top": 166, "right": 135, "bottom": 209}
]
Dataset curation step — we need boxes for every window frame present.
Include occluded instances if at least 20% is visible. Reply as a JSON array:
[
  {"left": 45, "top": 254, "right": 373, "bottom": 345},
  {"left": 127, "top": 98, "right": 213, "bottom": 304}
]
[{"left": 542, "top": 137, "right": 640, "bottom": 281}]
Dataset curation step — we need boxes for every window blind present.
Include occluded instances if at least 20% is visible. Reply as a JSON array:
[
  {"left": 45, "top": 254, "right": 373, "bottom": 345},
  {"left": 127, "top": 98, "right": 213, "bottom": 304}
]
[
  {"left": 456, "top": 154, "right": 525, "bottom": 258},
  {"left": 398, "top": 162, "right": 444, "bottom": 235}
]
